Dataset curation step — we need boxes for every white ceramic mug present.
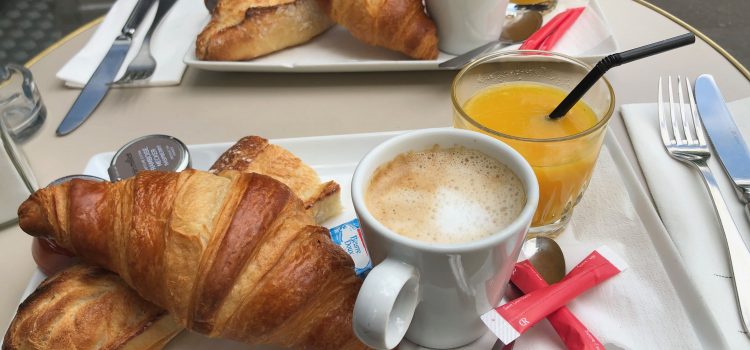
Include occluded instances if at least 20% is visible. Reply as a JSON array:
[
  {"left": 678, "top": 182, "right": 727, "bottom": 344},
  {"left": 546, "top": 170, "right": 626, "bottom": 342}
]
[
  {"left": 351, "top": 128, "right": 539, "bottom": 349},
  {"left": 425, "top": 0, "right": 509, "bottom": 55}
]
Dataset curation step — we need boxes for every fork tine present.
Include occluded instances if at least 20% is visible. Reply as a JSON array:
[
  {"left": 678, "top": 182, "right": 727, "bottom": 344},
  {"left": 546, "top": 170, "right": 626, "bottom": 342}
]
[
  {"left": 677, "top": 76, "right": 695, "bottom": 145},
  {"left": 657, "top": 77, "right": 673, "bottom": 146},
  {"left": 685, "top": 76, "right": 707, "bottom": 147},
  {"left": 668, "top": 76, "right": 683, "bottom": 145}
]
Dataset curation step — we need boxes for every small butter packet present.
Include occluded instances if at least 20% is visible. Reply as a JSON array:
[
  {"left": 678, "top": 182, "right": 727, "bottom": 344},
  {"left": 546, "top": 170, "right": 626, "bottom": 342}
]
[{"left": 329, "top": 218, "right": 372, "bottom": 277}]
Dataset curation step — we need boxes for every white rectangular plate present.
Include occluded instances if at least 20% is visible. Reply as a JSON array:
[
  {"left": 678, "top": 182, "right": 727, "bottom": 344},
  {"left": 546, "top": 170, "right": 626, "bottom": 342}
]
[
  {"left": 12, "top": 129, "right": 724, "bottom": 349},
  {"left": 183, "top": 0, "right": 617, "bottom": 73}
]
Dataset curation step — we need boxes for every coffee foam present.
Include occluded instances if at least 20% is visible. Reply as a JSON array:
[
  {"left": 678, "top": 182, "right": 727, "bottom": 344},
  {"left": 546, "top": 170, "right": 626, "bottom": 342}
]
[{"left": 365, "top": 146, "right": 526, "bottom": 244}]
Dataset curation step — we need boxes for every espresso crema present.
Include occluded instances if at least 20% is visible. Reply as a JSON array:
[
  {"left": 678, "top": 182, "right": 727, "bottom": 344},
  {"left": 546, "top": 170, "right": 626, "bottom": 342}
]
[{"left": 365, "top": 146, "right": 526, "bottom": 243}]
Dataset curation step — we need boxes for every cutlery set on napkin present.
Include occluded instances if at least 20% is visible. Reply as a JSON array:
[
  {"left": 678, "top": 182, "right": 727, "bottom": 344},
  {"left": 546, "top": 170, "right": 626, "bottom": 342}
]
[
  {"left": 55, "top": 0, "right": 206, "bottom": 135},
  {"left": 623, "top": 77, "right": 750, "bottom": 348}
]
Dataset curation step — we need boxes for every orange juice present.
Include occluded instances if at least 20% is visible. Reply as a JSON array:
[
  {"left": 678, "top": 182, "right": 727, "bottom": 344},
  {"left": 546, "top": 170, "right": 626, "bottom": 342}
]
[{"left": 461, "top": 82, "right": 604, "bottom": 228}]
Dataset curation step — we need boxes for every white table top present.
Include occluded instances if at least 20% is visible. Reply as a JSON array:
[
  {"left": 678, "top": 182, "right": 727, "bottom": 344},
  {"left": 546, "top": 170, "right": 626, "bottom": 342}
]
[{"left": 3, "top": 0, "right": 750, "bottom": 347}]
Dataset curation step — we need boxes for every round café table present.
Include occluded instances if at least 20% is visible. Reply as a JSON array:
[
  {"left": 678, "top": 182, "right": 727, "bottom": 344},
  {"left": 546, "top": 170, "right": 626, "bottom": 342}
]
[{"left": 3, "top": 0, "right": 750, "bottom": 347}]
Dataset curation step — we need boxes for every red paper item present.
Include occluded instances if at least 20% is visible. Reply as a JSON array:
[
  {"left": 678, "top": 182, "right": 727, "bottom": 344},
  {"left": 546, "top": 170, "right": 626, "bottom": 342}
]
[
  {"left": 520, "top": 7, "right": 586, "bottom": 51},
  {"left": 481, "top": 246, "right": 627, "bottom": 345},
  {"left": 538, "top": 7, "right": 585, "bottom": 51},
  {"left": 512, "top": 260, "right": 604, "bottom": 350}
]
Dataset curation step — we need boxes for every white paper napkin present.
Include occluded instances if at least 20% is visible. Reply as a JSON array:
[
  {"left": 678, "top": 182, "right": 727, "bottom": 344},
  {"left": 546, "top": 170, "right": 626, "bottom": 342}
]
[
  {"left": 552, "top": 1, "right": 616, "bottom": 58},
  {"left": 402, "top": 143, "right": 705, "bottom": 349},
  {"left": 622, "top": 97, "right": 750, "bottom": 349},
  {"left": 56, "top": 0, "right": 208, "bottom": 87},
  {"left": 491, "top": 0, "right": 616, "bottom": 63},
  {"left": 517, "top": 146, "right": 703, "bottom": 349}
]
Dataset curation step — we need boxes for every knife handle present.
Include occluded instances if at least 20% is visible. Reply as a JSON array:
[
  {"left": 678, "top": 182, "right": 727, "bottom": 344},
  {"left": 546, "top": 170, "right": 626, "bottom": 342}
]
[
  {"left": 121, "top": 0, "right": 157, "bottom": 37},
  {"left": 695, "top": 162, "right": 750, "bottom": 336}
]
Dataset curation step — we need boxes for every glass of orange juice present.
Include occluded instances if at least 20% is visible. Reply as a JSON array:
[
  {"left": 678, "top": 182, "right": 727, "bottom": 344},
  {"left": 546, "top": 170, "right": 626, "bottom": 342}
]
[{"left": 451, "top": 51, "right": 614, "bottom": 237}]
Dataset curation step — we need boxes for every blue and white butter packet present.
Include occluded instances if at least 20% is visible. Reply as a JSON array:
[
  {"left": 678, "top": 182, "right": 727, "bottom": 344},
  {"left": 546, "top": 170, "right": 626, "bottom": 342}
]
[{"left": 329, "top": 218, "right": 372, "bottom": 277}]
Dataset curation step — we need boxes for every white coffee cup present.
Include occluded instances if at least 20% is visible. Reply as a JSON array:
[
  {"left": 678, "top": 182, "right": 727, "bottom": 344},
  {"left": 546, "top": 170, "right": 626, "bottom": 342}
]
[
  {"left": 425, "top": 0, "right": 509, "bottom": 55},
  {"left": 351, "top": 128, "right": 539, "bottom": 349}
]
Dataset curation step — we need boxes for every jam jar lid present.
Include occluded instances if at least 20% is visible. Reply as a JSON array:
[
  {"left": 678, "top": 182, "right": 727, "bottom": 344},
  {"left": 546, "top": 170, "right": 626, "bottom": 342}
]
[{"left": 108, "top": 135, "right": 190, "bottom": 182}]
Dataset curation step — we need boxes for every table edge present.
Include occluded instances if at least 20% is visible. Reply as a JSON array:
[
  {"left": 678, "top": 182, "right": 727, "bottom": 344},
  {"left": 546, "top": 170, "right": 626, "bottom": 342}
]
[
  {"left": 632, "top": 0, "right": 750, "bottom": 81},
  {"left": 23, "top": 17, "right": 104, "bottom": 68}
]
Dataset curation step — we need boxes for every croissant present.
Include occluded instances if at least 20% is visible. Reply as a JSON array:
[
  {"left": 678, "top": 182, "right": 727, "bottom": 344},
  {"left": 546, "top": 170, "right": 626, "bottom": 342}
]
[
  {"left": 6, "top": 136, "right": 345, "bottom": 350},
  {"left": 315, "top": 0, "right": 439, "bottom": 59},
  {"left": 196, "top": 0, "right": 334, "bottom": 61},
  {"left": 17, "top": 170, "right": 366, "bottom": 350},
  {"left": 3, "top": 264, "right": 181, "bottom": 350}
]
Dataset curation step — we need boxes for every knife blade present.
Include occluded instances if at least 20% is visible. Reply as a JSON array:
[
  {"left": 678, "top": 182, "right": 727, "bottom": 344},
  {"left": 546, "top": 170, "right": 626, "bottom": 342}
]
[
  {"left": 438, "top": 40, "right": 509, "bottom": 69},
  {"left": 695, "top": 74, "right": 750, "bottom": 222},
  {"left": 56, "top": 0, "right": 156, "bottom": 136}
]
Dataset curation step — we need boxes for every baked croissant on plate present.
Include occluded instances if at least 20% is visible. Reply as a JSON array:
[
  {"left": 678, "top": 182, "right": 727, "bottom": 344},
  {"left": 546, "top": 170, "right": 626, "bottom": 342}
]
[
  {"left": 315, "top": 0, "right": 439, "bottom": 59},
  {"left": 3, "top": 264, "right": 182, "bottom": 350},
  {"left": 17, "top": 169, "right": 366, "bottom": 349},
  {"left": 196, "top": 0, "right": 334, "bottom": 60},
  {"left": 6, "top": 136, "right": 349, "bottom": 350}
]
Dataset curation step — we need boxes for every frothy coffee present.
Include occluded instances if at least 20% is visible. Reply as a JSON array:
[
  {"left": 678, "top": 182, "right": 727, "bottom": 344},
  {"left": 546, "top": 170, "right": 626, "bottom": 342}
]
[{"left": 365, "top": 146, "right": 526, "bottom": 244}]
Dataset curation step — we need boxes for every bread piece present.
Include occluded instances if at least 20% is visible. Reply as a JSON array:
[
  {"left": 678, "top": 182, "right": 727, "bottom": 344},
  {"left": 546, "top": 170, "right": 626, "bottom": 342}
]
[
  {"left": 211, "top": 136, "right": 341, "bottom": 223},
  {"left": 196, "top": 0, "right": 334, "bottom": 61},
  {"left": 315, "top": 0, "right": 438, "bottom": 59},
  {"left": 5, "top": 137, "right": 344, "bottom": 350},
  {"left": 3, "top": 264, "right": 181, "bottom": 350},
  {"left": 17, "top": 170, "right": 366, "bottom": 350}
]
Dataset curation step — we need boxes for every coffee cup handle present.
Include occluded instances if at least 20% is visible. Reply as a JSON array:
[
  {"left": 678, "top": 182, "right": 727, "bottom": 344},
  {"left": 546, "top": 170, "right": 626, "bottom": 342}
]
[{"left": 353, "top": 258, "right": 420, "bottom": 349}]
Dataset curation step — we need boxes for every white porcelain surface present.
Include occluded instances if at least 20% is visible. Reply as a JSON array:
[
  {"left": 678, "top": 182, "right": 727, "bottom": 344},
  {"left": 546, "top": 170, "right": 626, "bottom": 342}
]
[
  {"left": 350, "top": 129, "right": 539, "bottom": 349},
  {"left": 425, "top": 0, "right": 509, "bottom": 55},
  {"left": 9, "top": 130, "right": 726, "bottom": 349},
  {"left": 182, "top": 0, "right": 616, "bottom": 72}
]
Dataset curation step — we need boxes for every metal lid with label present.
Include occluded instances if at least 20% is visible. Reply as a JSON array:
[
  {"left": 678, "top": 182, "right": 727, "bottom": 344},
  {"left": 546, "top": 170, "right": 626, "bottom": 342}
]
[{"left": 108, "top": 135, "right": 191, "bottom": 182}]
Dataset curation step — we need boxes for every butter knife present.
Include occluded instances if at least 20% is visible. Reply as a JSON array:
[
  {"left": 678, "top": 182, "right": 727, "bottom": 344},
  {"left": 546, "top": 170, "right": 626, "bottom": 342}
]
[
  {"left": 695, "top": 75, "right": 750, "bottom": 223},
  {"left": 56, "top": 0, "right": 156, "bottom": 136},
  {"left": 695, "top": 74, "right": 750, "bottom": 338}
]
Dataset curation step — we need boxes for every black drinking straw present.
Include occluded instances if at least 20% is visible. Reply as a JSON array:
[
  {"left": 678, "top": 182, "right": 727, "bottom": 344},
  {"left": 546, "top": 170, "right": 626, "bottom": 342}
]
[{"left": 548, "top": 33, "right": 696, "bottom": 119}]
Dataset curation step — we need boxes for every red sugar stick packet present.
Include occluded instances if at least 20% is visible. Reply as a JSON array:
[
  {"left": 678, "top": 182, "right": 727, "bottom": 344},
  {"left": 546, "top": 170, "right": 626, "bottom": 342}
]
[
  {"left": 481, "top": 246, "right": 628, "bottom": 345},
  {"left": 520, "top": 7, "right": 585, "bottom": 51},
  {"left": 512, "top": 260, "right": 604, "bottom": 349},
  {"left": 538, "top": 7, "right": 585, "bottom": 51}
]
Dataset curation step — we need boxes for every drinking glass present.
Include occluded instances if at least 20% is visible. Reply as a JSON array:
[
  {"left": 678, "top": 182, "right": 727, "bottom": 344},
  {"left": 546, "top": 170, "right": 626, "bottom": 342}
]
[
  {"left": 1, "top": 64, "right": 46, "bottom": 143},
  {"left": 451, "top": 51, "right": 615, "bottom": 237}
]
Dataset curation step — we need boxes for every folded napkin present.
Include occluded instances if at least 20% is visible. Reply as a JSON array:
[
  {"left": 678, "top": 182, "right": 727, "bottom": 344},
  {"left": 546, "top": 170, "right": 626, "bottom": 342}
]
[
  {"left": 520, "top": 7, "right": 585, "bottom": 51},
  {"left": 537, "top": 0, "right": 615, "bottom": 59},
  {"left": 401, "top": 142, "right": 705, "bottom": 349},
  {"left": 56, "top": 0, "right": 208, "bottom": 87},
  {"left": 622, "top": 98, "right": 750, "bottom": 349}
]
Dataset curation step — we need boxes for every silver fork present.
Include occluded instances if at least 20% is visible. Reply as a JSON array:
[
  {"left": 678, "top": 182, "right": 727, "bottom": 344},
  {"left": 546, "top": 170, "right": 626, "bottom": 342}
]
[
  {"left": 659, "top": 76, "right": 750, "bottom": 336},
  {"left": 112, "top": 0, "right": 178, "bottom": 85}
]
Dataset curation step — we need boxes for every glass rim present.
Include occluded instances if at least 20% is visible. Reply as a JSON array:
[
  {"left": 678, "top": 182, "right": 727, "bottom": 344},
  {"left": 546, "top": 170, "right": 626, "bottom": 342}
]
[{"left": 451, "top": 50, "right": 616, "bottom": 143}]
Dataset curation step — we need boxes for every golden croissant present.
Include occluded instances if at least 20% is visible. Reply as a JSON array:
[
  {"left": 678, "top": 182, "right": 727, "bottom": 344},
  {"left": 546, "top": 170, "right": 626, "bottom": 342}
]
[
  {"left": 17, "top": 170, "right": 366, "bottom": 350},
  {"left": 3, "top": 264, "right": 181, "bottom": 350},
  {"left": 315, "top": 0, "right": 439, "bottom": 59}
]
